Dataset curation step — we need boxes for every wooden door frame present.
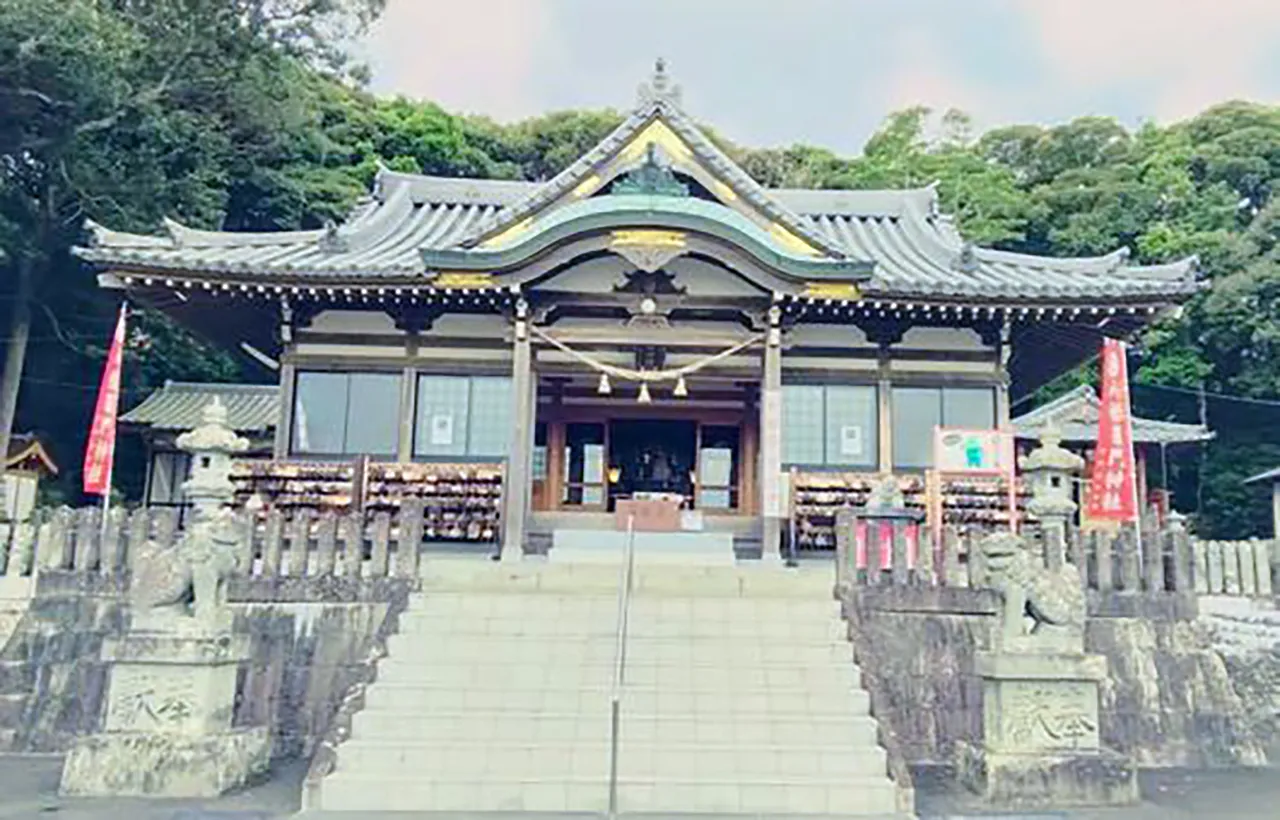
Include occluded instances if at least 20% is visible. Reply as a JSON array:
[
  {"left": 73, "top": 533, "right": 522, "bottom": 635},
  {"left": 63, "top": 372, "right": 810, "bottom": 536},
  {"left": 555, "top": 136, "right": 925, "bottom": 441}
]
[{"left": 536, "top": 403, "right": 751, "bottom": 515}]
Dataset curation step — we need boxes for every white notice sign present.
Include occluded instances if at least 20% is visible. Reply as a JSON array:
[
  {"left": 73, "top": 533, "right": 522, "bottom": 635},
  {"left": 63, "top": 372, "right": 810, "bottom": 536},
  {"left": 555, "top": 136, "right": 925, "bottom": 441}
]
[
  {"left": 840, "top": 425, "right": 864, "bottom": 457},
  {"left": 430, "top": 414, "right": 454, "bottom": 446}
]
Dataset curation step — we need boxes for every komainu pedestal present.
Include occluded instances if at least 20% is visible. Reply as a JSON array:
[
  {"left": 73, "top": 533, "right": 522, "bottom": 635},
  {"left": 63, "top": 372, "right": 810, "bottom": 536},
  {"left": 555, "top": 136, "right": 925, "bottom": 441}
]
[
  {"left": 59, "top": 631, "right": 268, "bottom": 797},
  {"left": 958, "top": 652, "right": 1137, "bottom": 807},
  {"left": 60, "top": 399, "right": 268, "bottom": 797},
  {"left": 958, "top": 527, "right": 1138, "bottom": 808}
]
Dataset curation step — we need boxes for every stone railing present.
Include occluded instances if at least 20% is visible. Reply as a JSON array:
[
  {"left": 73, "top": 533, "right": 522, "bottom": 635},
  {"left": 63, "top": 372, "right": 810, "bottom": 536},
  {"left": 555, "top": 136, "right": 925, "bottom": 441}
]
[
  {"left": 835, "top": 508, "right": 1198, "bottom": 596},
  {"left": 0, "top": 501, "right": 430, "bottom": 582},
  {"left": 1193, "top": 538, "right": 1276, "bottom": 599}
]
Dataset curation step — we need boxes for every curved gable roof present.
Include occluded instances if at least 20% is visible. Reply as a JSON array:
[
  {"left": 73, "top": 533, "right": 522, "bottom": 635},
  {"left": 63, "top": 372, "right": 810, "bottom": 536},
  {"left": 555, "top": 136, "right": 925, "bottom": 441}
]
[{"left": 74, "top": 61, "right": 1201, "bottom": 305}]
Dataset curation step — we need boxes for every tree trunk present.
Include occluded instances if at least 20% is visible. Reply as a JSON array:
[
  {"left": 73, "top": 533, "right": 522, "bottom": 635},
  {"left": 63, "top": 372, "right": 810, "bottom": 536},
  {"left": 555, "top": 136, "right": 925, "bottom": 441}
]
[{"left": 0, "top": 253, "right": 35, "bottom": 518}]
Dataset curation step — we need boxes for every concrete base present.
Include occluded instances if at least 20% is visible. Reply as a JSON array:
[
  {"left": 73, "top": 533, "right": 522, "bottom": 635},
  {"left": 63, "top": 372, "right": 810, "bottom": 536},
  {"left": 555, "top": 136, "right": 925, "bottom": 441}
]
[
  {"left": 957, "top": 740, "right": 1138, "bottom": 808},
  {"left": 59, "top": 725, "right": 270, "bottom": 797}
]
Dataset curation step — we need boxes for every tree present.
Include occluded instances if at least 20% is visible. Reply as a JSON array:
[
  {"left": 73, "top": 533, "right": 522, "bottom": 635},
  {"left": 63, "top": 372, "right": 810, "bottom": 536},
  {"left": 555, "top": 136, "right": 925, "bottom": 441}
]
[{"left": 0, "top": 0, "right": 385, "bottom": 502}]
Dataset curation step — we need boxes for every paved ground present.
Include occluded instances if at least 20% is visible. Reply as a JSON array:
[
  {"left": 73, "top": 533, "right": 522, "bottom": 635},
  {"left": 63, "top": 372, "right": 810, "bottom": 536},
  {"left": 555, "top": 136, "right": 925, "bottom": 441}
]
[{"left": 2, "top": 751, "right": 1280, "bottom": 819}]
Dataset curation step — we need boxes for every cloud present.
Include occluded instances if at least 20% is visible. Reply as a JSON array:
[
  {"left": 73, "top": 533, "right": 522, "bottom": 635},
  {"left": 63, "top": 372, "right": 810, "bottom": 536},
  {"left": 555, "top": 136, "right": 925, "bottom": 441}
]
[
  {"left": 1016, "top": 0, "right": 1280, "bottom": 120},
  {"left": 875, "top": 28, "right": 1006, "bottom": 126},
  {"left": 360, "top": 0, "right": 557, "bottom": 119}
]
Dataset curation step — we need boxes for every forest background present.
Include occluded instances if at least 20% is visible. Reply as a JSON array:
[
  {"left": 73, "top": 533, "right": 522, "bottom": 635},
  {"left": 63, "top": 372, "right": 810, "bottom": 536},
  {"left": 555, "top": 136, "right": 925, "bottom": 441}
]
[{"left": 2, "top": 0, "right": 1278, "bottom": 537}]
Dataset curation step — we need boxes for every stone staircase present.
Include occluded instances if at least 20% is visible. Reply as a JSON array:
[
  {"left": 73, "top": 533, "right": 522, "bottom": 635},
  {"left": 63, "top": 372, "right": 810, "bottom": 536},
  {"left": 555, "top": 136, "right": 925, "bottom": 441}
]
[{"left": 315, "top": 558, "right": 909, "bottom": 815}]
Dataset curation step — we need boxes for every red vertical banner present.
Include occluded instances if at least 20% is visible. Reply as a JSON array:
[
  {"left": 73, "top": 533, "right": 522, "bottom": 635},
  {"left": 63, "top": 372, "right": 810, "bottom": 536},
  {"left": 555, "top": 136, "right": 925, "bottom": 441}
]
[
  {"left": 1085, "top": 339, "right": 1138, "bottom": 522},
  {"left": 82, "top": 305, "right": 127, "bottom": 496}
]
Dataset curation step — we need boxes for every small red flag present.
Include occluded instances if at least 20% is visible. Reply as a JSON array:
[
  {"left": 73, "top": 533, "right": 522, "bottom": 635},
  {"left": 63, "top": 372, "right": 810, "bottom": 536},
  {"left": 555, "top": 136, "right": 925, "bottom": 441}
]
[
  {"left": 82, "top": 305, "right": 127, "bottom": 496},
  {"left": 1084, "top": 338, "right": 1138, "bottom": 522}
]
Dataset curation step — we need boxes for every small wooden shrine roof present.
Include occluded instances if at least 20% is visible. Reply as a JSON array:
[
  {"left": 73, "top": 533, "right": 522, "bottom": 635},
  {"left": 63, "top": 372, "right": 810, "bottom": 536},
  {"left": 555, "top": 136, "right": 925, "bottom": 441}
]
[
  {"left": 5, "top": 434, "right": 57, "bottom": 475},
  {"left": 1014, "top": 385, "right": 1213, "bottom": 446},
  {"left": 122, "top": 381, "right": 278, "bottom": 434}
]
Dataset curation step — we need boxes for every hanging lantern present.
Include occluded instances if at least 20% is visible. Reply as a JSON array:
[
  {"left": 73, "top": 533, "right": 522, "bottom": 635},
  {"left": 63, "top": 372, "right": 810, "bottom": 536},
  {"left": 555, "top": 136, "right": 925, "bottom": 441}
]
[
  {"left": 637, "top": 382, "right": 652, "bottom": 404},
  {"left": 673, "top": 375, "right": 688, "bottom": 398},
  {"left": 597, "top": 372, "right": 612, "bottom": 395}
]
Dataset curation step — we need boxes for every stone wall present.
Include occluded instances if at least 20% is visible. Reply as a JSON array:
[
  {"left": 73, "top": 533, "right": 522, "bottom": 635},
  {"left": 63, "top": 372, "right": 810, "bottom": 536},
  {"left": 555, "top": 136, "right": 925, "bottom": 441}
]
[
  {"left": 841, "top": 585, "right": 1265, "bottom": 772},
  {"left": 1198, "top": 596, "right": 1280, "bottom": 747},
  {"left": 0, "top": 571, "right": 412, "bottom": 758}
]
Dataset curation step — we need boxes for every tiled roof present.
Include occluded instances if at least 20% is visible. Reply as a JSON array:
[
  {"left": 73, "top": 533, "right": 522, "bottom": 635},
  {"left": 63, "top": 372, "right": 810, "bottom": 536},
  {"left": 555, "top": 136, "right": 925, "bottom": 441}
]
[
  {"left": 74, "top": 63, "right": 1200, "bottom": 305},
  {"left": 1013, "top": 385, "right": 1213, "bottom": 445},
  {"left": 122, "top": 381, "right": 278, "bottom": 433}
]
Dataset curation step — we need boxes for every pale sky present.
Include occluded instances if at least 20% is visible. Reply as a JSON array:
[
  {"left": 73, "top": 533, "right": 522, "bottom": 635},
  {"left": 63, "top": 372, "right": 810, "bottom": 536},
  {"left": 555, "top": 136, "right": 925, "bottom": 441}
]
[{"left": 361, "top": 0, "right": 1280, "bottom": 154}]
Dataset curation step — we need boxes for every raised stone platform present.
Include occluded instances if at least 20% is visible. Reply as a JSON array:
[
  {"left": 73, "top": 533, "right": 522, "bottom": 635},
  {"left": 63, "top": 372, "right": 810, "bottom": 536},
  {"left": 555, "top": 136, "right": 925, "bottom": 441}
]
[{"left": 550, "top": 529, "right": 735, "bottom": 566}]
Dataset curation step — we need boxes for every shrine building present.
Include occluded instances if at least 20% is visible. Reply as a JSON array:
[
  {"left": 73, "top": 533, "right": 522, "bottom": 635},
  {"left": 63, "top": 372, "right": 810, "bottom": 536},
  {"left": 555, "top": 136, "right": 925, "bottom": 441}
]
[{"left": 77, "top": 62, "right": 1202, "bottom": 557}]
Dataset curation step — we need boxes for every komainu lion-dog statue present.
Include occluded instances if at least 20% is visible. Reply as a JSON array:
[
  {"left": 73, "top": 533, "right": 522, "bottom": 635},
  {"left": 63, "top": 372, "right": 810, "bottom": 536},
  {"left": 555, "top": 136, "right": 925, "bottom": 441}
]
[{"left": 979, "top": 530, "right": 1086, "bottom": 652}]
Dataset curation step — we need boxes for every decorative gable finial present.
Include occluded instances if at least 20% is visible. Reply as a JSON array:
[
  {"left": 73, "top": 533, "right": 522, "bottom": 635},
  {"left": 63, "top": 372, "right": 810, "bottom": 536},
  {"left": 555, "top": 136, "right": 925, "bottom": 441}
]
[
  {"left": 637, "top": 57, "right": 682, "bottom": 107},
  {"left": 613, "top": 143, "right": 689, "bottom": 197}
]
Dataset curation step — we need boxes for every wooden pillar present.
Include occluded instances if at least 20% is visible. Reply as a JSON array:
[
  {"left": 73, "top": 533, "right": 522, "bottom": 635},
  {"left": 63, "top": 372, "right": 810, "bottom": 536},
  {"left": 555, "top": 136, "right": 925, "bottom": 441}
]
[
  {"left": 546, "top": 419, "right": 566, "bottom": 511},
  {"left": 1136, "top": 447, "right": 1149, "bottom": 525},
  {"left": 741, "top": 391, "right": 758, "bottom": 516},
  {"left": 501, "top": 301, "right": 534, "bottom": 560},
  {"left": 396, "top": 334, "right": 419, "bottom": 463},
  {"left": 273, "top": 361, "right": 296, "bottom": 460},
  {"left": 759, "top": 306, "right": 783, "bottom": 562},
  {"left": 995, "top": 318, "right": 1012, "bottom": 428},
  {"left": 1271, "top": 481, "right": 1280, "bottom": 539},
  {"left": 877, "top": 344, "right": 892, "bottom": 474}
]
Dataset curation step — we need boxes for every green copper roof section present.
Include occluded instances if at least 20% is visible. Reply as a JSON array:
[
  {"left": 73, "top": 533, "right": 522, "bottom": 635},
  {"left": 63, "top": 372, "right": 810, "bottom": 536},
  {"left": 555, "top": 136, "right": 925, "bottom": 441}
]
[{"left": 419, "top": 194, "right": 874, "bottom": 281}]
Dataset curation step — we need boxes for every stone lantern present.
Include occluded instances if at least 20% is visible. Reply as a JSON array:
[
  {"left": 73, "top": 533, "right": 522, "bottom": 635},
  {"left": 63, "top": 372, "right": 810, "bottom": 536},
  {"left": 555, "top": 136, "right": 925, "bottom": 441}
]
[
  {"left": 1019, "top": 424, "right": 1085, "bottom": 566},
  {"left": 176, "top": 398, "right": 248, "bottom": 516}
]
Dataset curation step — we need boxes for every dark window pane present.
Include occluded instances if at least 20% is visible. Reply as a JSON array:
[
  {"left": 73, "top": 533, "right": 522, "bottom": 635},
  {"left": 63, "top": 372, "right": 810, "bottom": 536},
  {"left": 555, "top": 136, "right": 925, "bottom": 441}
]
[
  {"left": 942, "top": 387, "right": 996, "bottom": 430},
  {"left": 892, "top": 387, "right": 941, "bottom": 468},
  {"left": 345, "top": 373, "right": 400, "bottom": 456},
  {"left": 824, "top": 385, "right": 878, "bottom": 468},
  {"left": 292, "top": 372, "right": 348, "bottom": 455}
]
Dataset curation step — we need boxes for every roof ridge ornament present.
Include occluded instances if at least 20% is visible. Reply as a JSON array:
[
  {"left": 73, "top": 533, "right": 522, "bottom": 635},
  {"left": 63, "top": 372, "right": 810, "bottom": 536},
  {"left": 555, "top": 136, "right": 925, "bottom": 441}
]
[
  {"left": 613, "top": 143, "right": 689, "bottom": 197},
  {"left": 954, "top": 241, "right": 978, "bottom": 273},
  {"left": 637, "top": 57, "right": 683, "bottom": 108}
]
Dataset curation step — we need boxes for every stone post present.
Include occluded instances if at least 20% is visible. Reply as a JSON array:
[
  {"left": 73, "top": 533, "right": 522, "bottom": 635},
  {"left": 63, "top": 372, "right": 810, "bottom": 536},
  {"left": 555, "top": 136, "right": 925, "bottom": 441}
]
[
  {"left": 501, "top": 299, "right": 534, "bottom": 561},
  {"left": 1020, "top": 425, "right": 1086, "bottom": 571},
  {"left": 759, "top": 305, "right": 783, "bottom": 563},
  {"left": 957, "top": 529, "right": 1137, "bottom": 808},
  {"left": 60, "top": 400, "right": 268, "bottom": 798}
]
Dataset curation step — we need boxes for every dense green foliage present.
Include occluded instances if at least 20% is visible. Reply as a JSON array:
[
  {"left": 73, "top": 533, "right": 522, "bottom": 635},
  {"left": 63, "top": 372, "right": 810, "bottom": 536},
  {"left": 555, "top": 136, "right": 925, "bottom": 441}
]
[{"left": 2, "top": 1, "right": 1278, "bottom": 534}]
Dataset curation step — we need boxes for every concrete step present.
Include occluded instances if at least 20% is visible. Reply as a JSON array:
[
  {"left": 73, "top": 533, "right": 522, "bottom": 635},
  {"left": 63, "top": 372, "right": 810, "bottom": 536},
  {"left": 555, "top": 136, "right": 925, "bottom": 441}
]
[
  {"left": 318, "top": 772, "right": 897, "bottom": 814},
  {"left": 371, "top": 660, "right": 860, "bottom": 689},
  {"left": 336, "top": 739, "right": 887, "bottom": 779},
  {"left": 349, "top": 709, "right": 879, "bottom": 746},
  {"left": 384, "top": 634, "right": 854, "bottom": 664},
  {"left": 361, "top": 681, "right": 871, "bottom": 713},
  {"left": 406, "top": 593, "right": 841, "bottom": 618},
  {"left": 394, "top": 620, "right": 850, "bottom": 644}
]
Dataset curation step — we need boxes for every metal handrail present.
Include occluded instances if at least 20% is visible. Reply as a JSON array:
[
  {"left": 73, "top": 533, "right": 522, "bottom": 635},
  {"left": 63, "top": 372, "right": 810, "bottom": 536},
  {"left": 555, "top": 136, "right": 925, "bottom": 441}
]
[{"left": 607, "top": 515, "right": 636, "bottom": 818}]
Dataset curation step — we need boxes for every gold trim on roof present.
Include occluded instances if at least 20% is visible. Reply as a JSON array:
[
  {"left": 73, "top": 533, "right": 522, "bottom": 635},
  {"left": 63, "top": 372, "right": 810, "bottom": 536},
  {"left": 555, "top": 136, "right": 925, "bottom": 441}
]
[
  {"left": 479, "top": 217, "right": 533, "bottom": 249},
  {"left": 609, "top": 229, "right": 687, "bottom": 249},
  {"left": 770, "top": 223, "right": 820, "bottom": 257},
  {"left": 620, "top": 120, "right": 693, "bottom": 163},
  {"left": 802, "top": 282, "right": 861, "bottom": 300},
  {"left": 708, "top": 177, "right": 738, "bottom": 203},
  {"left": 572, "top": 174, "right": 601, "bottom": 199},
  {"left": 433, "top": 273, "right": 496, "bottom": 289}
]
